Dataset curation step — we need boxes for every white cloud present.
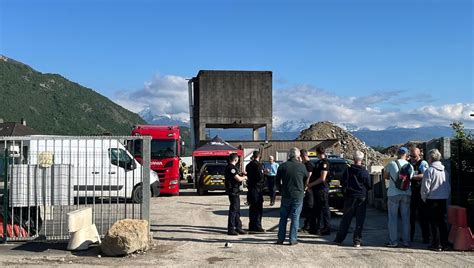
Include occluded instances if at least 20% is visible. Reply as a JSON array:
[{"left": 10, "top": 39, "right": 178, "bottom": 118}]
[
  {"left": 114, "top": 73, "right": 189, "bottom": 122},
  {"left": 115, "top": 74, "right": 473, "bottom": 130},
  {"left": 272, "top": 85, "right": 474, "bottom": 130}
]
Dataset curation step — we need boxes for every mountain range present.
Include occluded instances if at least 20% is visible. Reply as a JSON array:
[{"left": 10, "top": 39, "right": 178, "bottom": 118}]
[
  {"left": 138, "top": 107, "right": 189, "bottom": 127},
  {"left": 138, "top": 109, "right": 457, "bottom": 148},
  {"left": 0, "top": 55, "right": 145, "bottom": 135}
]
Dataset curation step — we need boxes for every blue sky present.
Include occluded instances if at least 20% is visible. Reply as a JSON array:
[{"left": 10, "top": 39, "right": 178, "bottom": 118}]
[{"left": 1, "top": 0, "right": 473, "bottom": 129}]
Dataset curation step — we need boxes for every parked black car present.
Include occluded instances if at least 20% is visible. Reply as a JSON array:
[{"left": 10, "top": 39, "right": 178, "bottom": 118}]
[{"left": 196, "top": 161, "right": 227, "bottom": 195}]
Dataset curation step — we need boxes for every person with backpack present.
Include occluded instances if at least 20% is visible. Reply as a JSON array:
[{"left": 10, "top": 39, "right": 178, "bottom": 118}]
[
  {"left": 383, "top": 146, "right": 414, "bottom": 247},
  {"left": 334, "top": 151, "right": 372, "bottom": 247}
]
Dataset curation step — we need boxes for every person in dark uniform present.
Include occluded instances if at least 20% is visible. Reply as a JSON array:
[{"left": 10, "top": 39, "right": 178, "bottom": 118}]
[
  {"left": 225, "top": 153, "right": 247, "bottom": 236},
  {"left": 409, "top": 146, "right": 430, "bottom": 243},
  {"left": 246, "top": 150, "right": 266, "bottom": 233},
  {"left": 306, "top": 146, "right": 331, "bottom": 235},
  {"left": 299, "top": 149, "right": 314, "bottom": 232}
]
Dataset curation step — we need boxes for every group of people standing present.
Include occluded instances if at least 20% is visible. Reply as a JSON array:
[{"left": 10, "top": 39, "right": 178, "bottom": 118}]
[
  {"left": 384, "top": 146, "right": 451, "bottom": 251},
  {"left": 224, "top": 145, "right": 451, "bottom": 251},
  {"left": 224, "top": 150, "right": 278, "bottom": 235},
  {"left": 276, "top": 146, "right": 370, "bottom": 246}
]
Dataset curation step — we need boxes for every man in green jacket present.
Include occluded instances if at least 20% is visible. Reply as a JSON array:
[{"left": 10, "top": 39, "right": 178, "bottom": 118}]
[{"left": 276, "top": 147, "right": 308, "bottom": 245}]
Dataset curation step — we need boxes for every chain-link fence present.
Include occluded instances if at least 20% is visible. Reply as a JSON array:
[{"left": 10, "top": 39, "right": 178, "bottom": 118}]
[{"left": 0, "top": 136, "right": 154, "bottom": 242}]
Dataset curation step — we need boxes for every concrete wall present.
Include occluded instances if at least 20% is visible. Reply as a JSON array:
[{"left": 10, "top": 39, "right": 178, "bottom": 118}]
[{"left": 192, "top": 71, "right": 273, "bottom": 143}]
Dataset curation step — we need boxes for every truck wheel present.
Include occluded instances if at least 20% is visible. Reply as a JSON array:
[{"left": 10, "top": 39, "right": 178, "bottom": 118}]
[
  {"left": 197, "top": 186, "right": 207, "bottom": 196},
  {"left": 131, "top": 184, "right": 152, "bottom": 203}
]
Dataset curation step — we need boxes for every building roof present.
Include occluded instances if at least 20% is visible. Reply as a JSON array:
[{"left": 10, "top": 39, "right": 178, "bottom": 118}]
[{"left": 0, "top": 122, "right": 40, "bottom": 136}]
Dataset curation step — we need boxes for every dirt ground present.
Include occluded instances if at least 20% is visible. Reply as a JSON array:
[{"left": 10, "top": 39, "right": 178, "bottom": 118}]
[{"left": 1, "top": 187, "right": 474, "bottom": 267}]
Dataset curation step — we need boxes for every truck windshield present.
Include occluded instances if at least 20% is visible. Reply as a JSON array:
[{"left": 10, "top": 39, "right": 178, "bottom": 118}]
[
  {"left": 151, "top": 140, "right": 177, "bottom": 159},
  {"left": 131, "top": 139, "right": 177, "bottom": 159}
]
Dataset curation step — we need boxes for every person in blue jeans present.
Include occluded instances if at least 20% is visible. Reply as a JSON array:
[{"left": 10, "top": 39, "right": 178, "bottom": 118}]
[
  {"left": 276, "top": 147, "right": 308, "bottom": 245},
  {"left": 334, "top": 151, "right": 372, "bottom": 247},
  {"left": 383, "top": 147, "right": 414, "bottom": 247}
]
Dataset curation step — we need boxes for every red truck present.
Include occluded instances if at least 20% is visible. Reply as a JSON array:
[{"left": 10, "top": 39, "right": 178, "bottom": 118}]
[{"left": 130, "top": 125, "right": 182, "bottom": 195}]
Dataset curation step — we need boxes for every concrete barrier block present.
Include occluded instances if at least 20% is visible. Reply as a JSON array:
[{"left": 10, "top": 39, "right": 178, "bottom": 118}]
[
  {"left": 67, "top": 223, "right": 101, "bottom": 251},
  {"left": 67, "top": 207, "right": 92, "bottom": 232}
]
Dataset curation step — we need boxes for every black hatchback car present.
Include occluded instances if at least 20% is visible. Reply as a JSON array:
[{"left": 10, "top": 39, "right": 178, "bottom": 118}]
[{"left": 310, "top": 157, "right": 350, "bottom": 209}]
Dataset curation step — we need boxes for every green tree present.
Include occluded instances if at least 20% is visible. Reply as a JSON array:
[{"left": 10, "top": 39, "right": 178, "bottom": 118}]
[
  {"left": 451, "top": 121, "right": 473, "bottom": 154},
  {"left": 451, "top": 121, "right": 473, "bottom": 141}
]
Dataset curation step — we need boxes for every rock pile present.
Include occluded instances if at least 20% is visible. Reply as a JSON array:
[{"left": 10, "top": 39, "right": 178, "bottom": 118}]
[{"left": 298, "top": 121, "right": 386, "bottom": 165}]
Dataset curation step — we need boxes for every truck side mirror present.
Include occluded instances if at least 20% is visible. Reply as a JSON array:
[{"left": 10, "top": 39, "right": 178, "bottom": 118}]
[
  {"left": 181, "top": 141, "right": 186, "bottom": 156},
  {"left": 127, "top": 160, "right": 137, "bottom": 171}
]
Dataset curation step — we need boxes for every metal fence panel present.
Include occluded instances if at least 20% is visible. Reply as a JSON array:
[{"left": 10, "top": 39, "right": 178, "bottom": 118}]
[{"left": 0, "top": 136, "right": 153, "bottom": 242}]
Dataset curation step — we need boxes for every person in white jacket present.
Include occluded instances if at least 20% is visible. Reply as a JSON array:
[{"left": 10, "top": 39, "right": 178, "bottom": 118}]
[{"left": 421, "top": 148, "right": 451, "bottom": 251}]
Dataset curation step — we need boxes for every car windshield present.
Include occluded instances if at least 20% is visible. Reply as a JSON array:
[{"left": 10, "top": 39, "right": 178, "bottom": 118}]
[
  {"left": 132, "top": 139, "right": 177, "bottom": 159},
  {"left": 202, "top": 165, "right": 226, "bottom": 175},
  {"left": 310, "top": 159, "right": 349, "bottom": 181}
]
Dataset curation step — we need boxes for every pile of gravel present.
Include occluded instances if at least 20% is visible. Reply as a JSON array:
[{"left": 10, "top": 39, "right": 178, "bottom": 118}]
[{"left": 297, "top": 121, "right": 386, "bottom": 165}]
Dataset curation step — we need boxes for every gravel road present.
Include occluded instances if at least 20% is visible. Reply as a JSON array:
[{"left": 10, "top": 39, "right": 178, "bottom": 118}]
[
  {"left": 1, "top": 187, "right": 473, "bottom": 267},
  {"left": 149, "top": 189, "right": 474, "bottom": 267}
]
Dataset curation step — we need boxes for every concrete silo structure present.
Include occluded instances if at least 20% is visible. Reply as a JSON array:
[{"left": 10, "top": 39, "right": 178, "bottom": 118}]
[{"left": 188, "top": 70, "right": 273, "bottom": 148}]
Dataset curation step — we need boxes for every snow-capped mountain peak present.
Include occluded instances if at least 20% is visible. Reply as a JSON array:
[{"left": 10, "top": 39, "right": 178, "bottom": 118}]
[
  {"left": 274, "top": 119, "right": 312, "bottom": 132},
  {"left": 138, "top": 107, "right": 189, "bottom": 127}
]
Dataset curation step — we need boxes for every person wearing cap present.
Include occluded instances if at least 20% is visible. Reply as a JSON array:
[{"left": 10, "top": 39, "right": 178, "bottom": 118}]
[
  {"left": 383, "top": 146, "right": 414, "bottom": 247},
  {"left": 306, "top": 146, "right": 331, "bottom": 236},
  {"left": 246, "top": 150, "right": 266, "bottom": 233}
]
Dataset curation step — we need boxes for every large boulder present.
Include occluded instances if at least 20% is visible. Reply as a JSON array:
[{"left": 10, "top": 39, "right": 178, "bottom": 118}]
[{"left": 101, "top": 219, "right": 150, "bottom": 256}]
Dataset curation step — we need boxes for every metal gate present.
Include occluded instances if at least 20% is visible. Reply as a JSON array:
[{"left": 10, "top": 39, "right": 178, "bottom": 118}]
[
  {"left": 0, "top": 135, "right": 152, "bottom": 242},
  {"left": 449, "top": 138, "right": 474, "bottom": 229}
]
